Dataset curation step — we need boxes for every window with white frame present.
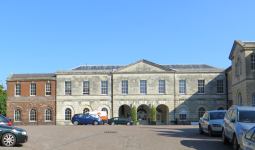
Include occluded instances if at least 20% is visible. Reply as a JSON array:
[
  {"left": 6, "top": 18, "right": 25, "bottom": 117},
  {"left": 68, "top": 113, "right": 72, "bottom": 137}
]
[
  {"left": 217, "top": 80, "right": 224, "bottom": 94},
  {"left": 239, "top": 93, "right": 242, "bottom": 106},
  {"left": 121, "top": 80, "right": 128, "bottom": 95},
  {"left": 30, "top": 83, "right": 36, "bottom": 96},
  {"left": 179, "top": 80, "right": 186, "bottom": 94},
  {"left": 30, "top": 109, "right": 36, "bottom": 121},
  {"left": 65, "top": 108, "right": 71, "bottom": 120},
  {"left": 45, "top": 109, "right": 52, "bottom": 121},
  {"left": 198, "top": 107, "right": 205, "bottom": 118},
  {"left": 15, "top": 84, "right": 21, "bottom": 96},
  {"left": 140, "top": 80, "right": 147, "bottom": 94},
  {"left": 15, "top": 109, "right": 21, "bottom": 122},
  {"left": 83, "top": 108, "right": 90, "bottom": 113},
  {"left": 101, "top": 81, "right": 108, "bottom": 95},
  {"left": 83, "top": 81, "right": 89, "bottom": 95},
  {"left": 65, "top": 81, "right": 71, "bottom": 95},
  {"left": 46, "top": 83, "right": 51, "bottom": 95},
  {"left": 158, "top": 80, "right": 165, "bottom": 94},
  {"left": 252, "top": 94, "right": 255, "bottom": 107},
  {"left": 251, "top": 54, "right": 255, "bottom": 71},
  {"left": 198, "top": 80, "right": 205, "bottom": 94},
  {"left": 179, "top": 108, "right": 187, "bottom": 120}
]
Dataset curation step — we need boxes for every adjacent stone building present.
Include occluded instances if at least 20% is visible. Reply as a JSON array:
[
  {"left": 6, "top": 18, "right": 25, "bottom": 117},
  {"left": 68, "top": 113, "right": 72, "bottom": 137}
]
[{"left": 6, "top": 73, "right": 56, "bottom": 125}]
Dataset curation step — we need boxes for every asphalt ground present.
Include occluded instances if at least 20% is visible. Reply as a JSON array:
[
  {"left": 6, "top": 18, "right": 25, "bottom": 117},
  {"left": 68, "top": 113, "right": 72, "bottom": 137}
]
[{"left": 1, "top": 125, "right": 233, "bottom": 150}]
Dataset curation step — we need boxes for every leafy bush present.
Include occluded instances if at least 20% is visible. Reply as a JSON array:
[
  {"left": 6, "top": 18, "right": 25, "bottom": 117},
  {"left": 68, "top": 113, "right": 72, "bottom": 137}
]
[
  {"left": 0, "top": 85, "right": 6, "bottom": 116},
  {"left": 131, "top": 106, "right": 137, "bottom": 122},
  {"left": 150, "top": 105, "right": 156, "bottom": 121}
]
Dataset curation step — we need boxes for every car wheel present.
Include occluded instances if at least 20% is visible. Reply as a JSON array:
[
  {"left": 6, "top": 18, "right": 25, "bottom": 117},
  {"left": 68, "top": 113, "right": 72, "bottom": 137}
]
[
  {"left": 127, "top": 122, "right": 130, "bottom": 126},
  {"left": 2, "top": 133, "right": 16, "bottom": 147},
  {"left": 93, "top": 121, "right": 98, "bottom": 125},
  {"left": 111, "top": 122, "right": 115, "bottom": 125},
  {"left": 208, "top": 126, "right": 213, "bottom": 137},
  {"left": 74, "top": 121, "right": 79, "bottom": 125},
  {"left": 233, "top": 134, "right": 240, "bottom": 150},
  {"left": 199, "top": 124, "right": 204, "bottom": 134},
  {"left": 222, "top": 130, "right": 229, "bottom": 144}
]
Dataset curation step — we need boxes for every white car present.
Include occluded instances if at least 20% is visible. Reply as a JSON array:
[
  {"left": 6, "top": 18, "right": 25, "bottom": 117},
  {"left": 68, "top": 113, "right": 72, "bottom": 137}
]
[
  {"left": 199, "top": 110, "right": 227, "bottom": 137},
  {"left": 240, "top": 126, "right": 255, "bottom": 150}
]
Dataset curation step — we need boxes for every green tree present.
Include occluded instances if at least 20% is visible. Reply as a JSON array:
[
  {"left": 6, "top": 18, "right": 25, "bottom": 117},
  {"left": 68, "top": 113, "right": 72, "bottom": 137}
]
[
  {"left": 0, "top": 85, "right": 7, "bottom": 116},
  {"left": 150, "top": 105, "right": 156, "bottom": 121},
  {"left": 131, "top": 106, "right": 137, "bottom": 122}
]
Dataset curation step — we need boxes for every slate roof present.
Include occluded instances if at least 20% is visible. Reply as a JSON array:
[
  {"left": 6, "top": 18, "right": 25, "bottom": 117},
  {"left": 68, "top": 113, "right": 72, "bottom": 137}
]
[
  {"left": 8, "top": 73, "right": 56, "bottom": 79},
  {"left": 72, "top": 64, "right": 219, "bottom": 71}
]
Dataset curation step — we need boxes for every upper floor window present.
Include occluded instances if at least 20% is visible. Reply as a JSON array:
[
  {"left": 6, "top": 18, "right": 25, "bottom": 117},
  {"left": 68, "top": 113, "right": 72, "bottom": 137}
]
[
  {"left": 158, "top": 80, "right": 165, "bottom": 94},
  {"left": 238, "top": 58, "right": 242, "bottom": 75},
  {"left": 65, "top": 81, "right": 71, "bottom": 95},
  {"left": 238, "top": 93, "right": 242, "bottom": 106},
  {"left": 253, "top": 94, "right": 255, "bottom": 107},
  {"left": 45, "top": 109, "right": 52, "bottom": 121},
  {"left": 179, "top": 80, "right": 186, "bottom": 94},
  {"left": 140, "top": 80, "right": 147, "bottom": 94},
  {"left": 14, "top": 109, "right": 21, "bottom": 122},
  {"left": 83, "top": 81, "right": 89, "bottom": 95},
  {"left": 30, "top": 109, "right": 36, "bottom": 122},
  {"left": 15, "top": 84, "right": 21, "bottom": 96},
  {"left": 251, "top": 54, "right": 255, "bottom": 71},
  {"left": 198, "top": 80, "right": 205, "bottom": 94},
  {"left": 46, "top": 83, "right": 51, "bottom": 95},
  {"left": 217, "top": 80, "right": 224, "bottom": 94},
  {"left": 121, "top": 80, "right": 128, "bottom": 95},
  {"left": 101, "top": 81, "right": 108, "bottom": 95},
  {"left": 30, "top": 83, "right": 36, "bottom": 96},
  {"left": 65, "top": 108, "right": 71, "bottom": 120}
]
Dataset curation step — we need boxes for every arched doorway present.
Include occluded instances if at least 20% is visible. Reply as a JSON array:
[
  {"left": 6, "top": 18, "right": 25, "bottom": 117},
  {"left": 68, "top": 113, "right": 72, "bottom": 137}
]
[
  {"left": 137, "top": 104, "right": 150, "bottom": 125},
  {"left": 118, "top": 105, "right": 131, "bottom": 121},
  {"left": 156, "top": 104, "right": 169, "bottom": 125}
]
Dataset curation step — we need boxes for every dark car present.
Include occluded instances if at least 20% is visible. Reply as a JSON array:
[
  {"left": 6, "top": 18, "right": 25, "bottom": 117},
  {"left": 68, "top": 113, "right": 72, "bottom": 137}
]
[
  {"left": 0, "top": 126, "right": 28, "bottom": 147},
  {"left": 0, "top": 115, "right": 12, "bottom": 126},
  {"left": 71, "top": 114, "right": 102, "bottom": 125},
  {"left": 108, "top": 117, "right": 133, "bottom": 125}
]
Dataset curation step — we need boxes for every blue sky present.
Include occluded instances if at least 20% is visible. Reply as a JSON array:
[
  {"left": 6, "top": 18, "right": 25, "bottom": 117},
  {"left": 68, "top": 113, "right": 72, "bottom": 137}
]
[{"left": 1, "top": 0, "right": 255, "bottom": 88}]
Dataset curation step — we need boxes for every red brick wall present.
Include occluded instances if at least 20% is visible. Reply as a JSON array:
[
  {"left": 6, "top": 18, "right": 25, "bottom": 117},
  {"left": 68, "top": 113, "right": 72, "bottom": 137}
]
[
  {"left": 7, "top": 80, "right": 56, "bottom": 125},
  {"left": 7, "top": 81, "right": 56, "bottom": 96}
]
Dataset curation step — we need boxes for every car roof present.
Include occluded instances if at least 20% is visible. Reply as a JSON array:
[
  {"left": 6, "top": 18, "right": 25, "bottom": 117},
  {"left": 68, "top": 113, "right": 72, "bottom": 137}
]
[
  {"left": 235, "top": 107, "right": 255, "bottom": 111},
  {"left": 207, "top": 110, "right": 227, "bottom": 113}
]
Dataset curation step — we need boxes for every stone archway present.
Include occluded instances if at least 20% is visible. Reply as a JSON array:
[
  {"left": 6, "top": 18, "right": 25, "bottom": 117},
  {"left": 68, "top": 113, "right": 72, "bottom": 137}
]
[
  {"left": 118, "top": 105, "right": 132, "bottom": 120},
  {"left": 137, "top": 104, "right": 150, "bottom": 125},
  {"left": 156, "top": 104, "right": 169, "bottom": 125}
]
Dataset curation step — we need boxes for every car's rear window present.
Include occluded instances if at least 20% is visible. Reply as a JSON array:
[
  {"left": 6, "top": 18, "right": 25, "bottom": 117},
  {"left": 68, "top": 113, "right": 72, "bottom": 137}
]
[
  {"left": 238, "top": 111, "right": 255, "bottom": 123},
  {"left": 0, "top": 116, "right": 9, "bottom": 122},
  {"left": 210, "top": 112, "right": 226, "bottom": 120}
]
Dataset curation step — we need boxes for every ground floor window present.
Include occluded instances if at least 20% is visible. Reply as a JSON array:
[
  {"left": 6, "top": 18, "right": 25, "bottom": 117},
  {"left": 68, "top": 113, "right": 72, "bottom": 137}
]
[
  {"left": 83, "top": 108, "right": 90, "bottom": 113},
  {"left": 179, "top": 108, "right": 187, "bottom": 121},
  {"left": 65, "top": 108, "right": 71, "bottom": 120},
  {"left": 198, "top": 107, "right": 205, "bottom": 119},
  {"left": 15, "top": 109, "right": 21, "bottom": 121},
  {"left": 30, "top": 109, "right": 36, "bottom": 121},
  {"left": 45, "top": 109, "right": 52, "bottom": 121}
]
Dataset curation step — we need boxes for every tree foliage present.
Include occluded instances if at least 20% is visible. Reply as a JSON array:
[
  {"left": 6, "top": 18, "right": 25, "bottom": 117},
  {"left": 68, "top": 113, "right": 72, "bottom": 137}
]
[
  {"left": 0, "top": 85, "right": 6, "bottom": 116},
  {"left": 131, "top": 106, "right": 137, "bottom": 122},
  {"left": 150, "top": 105, "right": 156, "bottom": 121}
]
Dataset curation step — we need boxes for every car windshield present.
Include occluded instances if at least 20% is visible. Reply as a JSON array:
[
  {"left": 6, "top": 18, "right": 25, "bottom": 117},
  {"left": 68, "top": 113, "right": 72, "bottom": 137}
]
[
  {"left": 210, "top": 112, "right": 226, "bottom": 120},
  {"left": 238, "top": 111, "right": 255, "bottom": 123}
]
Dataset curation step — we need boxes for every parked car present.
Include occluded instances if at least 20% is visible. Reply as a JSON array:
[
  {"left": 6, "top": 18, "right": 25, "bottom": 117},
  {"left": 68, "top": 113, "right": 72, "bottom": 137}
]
[
  {"left": 0, "top": 114, "right": 12, "bottom": 126},
  {"left": 199, "top": 110, "right": 227, "bottom": 136},
  {"left": 108, "top": 117, "right": 133, "bottom": 125},
  {"left": 240, "top": 126, "right": 255, "bottom": 150},
  {"left": 222, "top": 105, "right": 255, "bottom": 150},
  {"left": 72, "top": 113, "right": 102, "bottom": 125},
  {"left": 0, "top": 125, "right": 28, "bottom": 147},
  {"left": 85, "top": 111, "right": 108, "bottom": 125}
]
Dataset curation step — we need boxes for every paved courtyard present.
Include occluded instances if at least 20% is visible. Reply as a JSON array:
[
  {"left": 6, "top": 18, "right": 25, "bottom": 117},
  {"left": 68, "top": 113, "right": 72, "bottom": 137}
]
[{"left": 2, "top": 125, "right": 233, "bottom": 150}]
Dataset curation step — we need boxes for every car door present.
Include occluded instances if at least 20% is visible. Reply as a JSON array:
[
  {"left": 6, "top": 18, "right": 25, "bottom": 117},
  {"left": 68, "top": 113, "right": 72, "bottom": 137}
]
[
  {"left": 204, "top": 112, "right": 210, "bottom": 132},
  {"left": 118, "top": 118, "right": 126, "bottom": 124},
  {"left": 228, "top": 109, "right": 236, "bottom": 140},
  {"left": 202, "top": 112, "right": 208, "bottom": 131},
  {"left": 225, "top": 109, "right": 233, "bottom": 138}
]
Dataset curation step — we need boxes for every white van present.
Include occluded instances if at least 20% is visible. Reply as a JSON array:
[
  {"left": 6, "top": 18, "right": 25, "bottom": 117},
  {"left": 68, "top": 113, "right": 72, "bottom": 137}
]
[{"left": 85, "top": 111, "right": 108, "bottom": 124}]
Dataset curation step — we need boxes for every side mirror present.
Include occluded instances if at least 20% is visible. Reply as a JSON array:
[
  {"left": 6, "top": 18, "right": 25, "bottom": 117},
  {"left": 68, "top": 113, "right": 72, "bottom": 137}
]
[{"left": 230, "top": 117, "right": 235, "bottom": 123}]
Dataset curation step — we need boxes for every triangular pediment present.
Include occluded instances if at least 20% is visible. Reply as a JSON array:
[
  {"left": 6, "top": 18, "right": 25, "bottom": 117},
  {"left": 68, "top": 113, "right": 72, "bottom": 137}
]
[
  {"left": 116, "top": 59, "right": 174, "bottom": 73},
  {"left": 229, "top": 40, "right": 245, "bottom": 60}
]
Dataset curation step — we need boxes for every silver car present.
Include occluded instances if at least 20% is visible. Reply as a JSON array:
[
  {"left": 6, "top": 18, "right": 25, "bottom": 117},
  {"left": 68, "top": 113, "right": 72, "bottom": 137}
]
[
  {"left": 240, "top": 126, "right": 255, "bottom": 150},
  {"left": 199, "top": 110, "right": 227, "bottom": 136}
]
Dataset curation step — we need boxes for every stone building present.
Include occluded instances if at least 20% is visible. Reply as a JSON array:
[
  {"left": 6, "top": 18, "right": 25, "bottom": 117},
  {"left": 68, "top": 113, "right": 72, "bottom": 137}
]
[
  {"left": 6, "top": 73, "right": 56, "bottom": 125},
  {"left": 55, "top": 60, "right": 227, "bottom": 125},
  {"left": 227, "top": 40, "right": 255, "bottom": 107}
]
